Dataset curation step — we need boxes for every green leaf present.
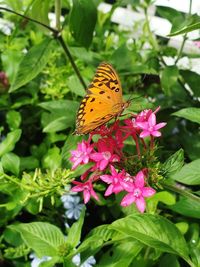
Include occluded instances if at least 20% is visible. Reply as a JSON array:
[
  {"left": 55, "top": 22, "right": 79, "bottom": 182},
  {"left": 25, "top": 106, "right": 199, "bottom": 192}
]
[
  {"left": 42, "top": 147, "right": 61, "bottom": 172},
  {"left": 168, "top": 14, "right": 200, "bottom": 36},
  {"left": 180, "top": 70, "right": 200, "bottom": 97},
  {"left": 6, "top": 110, "right": 22, "bottom": 130},
  {"left": 8, "top": 222, "right": 65, "bottom": 257},
  {"left": 160, "top": 66, "right": 179, "bottom": 96},
  {"left": 110, "top": 214, "right": 190, "bottom": 263},
  {"left": 69, "top": 0, "right": 97, "bottom": 48},
  {"left": 162, "top": 149, "right": 184, "bottom": 177},
  {"left": 170, "top": 197, "right": 200, "bottom": 219},
  {"left": 10, "top": 38, "right": 54, "bottom": 92},
  {"left": 0, "top": 129, "right": 22, "bottom": 157},
  {"left": 1, "top": 152, "right": 20, "bottom": 176},
  {"left": 20, "top": 156, "right": 39, "bottom": 171},
  {"left": 67, "top": 207, "right": 85, "bottom": 248},
  {"left": 97, "top": 240, "right": 143, "bottom": 267},
  {"left": 67, "top": 75, "right": 85, "bottom": 97},
  {"left": 39, "top": 100, "right": 79, "bottom": 133},
  {"left": 159, "top": 254, "right": 180, "bottom": 267},
  {"left": 173, "top": 108, "right": 200, "bottom": 124},
  {"left": 171, "top": 159, "right": 200, "bottom": 185}
]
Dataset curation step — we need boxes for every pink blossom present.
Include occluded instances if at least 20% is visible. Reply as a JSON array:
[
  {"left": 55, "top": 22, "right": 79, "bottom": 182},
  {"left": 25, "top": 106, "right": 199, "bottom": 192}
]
[
  {"left": 194, "top": 41, "right": 200, "bottom": 48},
  {"left": 100, "top": 165, "right": 132, "bottom": 196},
  {"left": 70, "top": 140, "right": 93, "bottom": 170},
  {"left": 136, "top": 113, "right": 166, "bottom": 138},
  {"left": 90, "top": 138, "right": 120, "bottom": 171},
  {"left": 71, "top": 179, "right": 99, "bottom": 204},
  {"left": 121, "top": 170, "right": 156, "bottom": 213}
]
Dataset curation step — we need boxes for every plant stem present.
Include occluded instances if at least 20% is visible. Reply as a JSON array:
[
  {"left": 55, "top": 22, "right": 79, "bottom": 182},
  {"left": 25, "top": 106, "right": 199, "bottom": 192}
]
[
  {"left": 0, "top": 7, "right": 87, "bottom": 90},
  {"left": 144, "top": 7, "right": 159, "bottom": 51},
  {"left": 161, "top": 180, "right": 200, "bottom": 202},
  {"left": 174, "top": 0, "right": 192, "bottom": 64},
  {"left": 55, "top": 0, "right": 61, "bottom": 31},
  {"left": 57, "top": 35, "right": 87, "bottom": 89}
]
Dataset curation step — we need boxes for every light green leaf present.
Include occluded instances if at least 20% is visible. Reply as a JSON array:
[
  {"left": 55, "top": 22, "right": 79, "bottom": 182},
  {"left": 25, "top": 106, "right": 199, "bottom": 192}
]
[
  {"left": 110, "top": 214, "right": 190, "bottom": 263},
  {"left": 173, "top": 108, "right": 200, "bottom": 124},
  {"left": 0, "top": 129, "right": 22, "bottom": 157},
  {"left": 162, "top": 149, "right": 184, "bottom": 177},
  {"left": 42, "top": 147, "right": 61, "bottom": 171},
  {"left": 160, "top": 66, "right": 179, "bottom": 96},
  {"left": 10, "top": 38, "right": 54, "bottom": 92},
  {"left": 2, "top": 152, "right": 20, "bottom": 176},
  {"left": 67, "top": 207, "right": 85, "bottom": 248},
  {"left": 6, "top": 110, "right": 22, "bottom": 130},
  {"left": 169, "top": 21, "right": 200, "bottom": 36},
  {"left": 20, "top": 156, "right": 39, "bottom": 171},
  {"left": 171, "top": 159, "right": 200, "bottom": 185},
  {"left": 69, "top": 0, "right": 97, "bottom": 48},
  {"left": 43, "top": 116, "right": 71, "bottom": 132},
  {"left": 8, "top": 222, "right": 65, "bottom": 257}
]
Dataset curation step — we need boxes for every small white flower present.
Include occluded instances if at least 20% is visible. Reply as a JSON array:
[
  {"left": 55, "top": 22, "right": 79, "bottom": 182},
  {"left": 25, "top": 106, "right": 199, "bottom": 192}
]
[
  {"left": 30, "top": 253, "right": 52, "bottom": 267},
  {"left": 61, "top": 194, "right": 84, "bottom": 220},
  {"left": 72, "top": 254, "right": 96, "bottom": 267}
]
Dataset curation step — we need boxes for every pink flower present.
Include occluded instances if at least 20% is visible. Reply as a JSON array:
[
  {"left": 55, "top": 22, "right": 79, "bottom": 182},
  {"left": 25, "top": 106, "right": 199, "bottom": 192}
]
[
  {"left": 90, "top": 138, "right": 120, "bottom": 171},
  {"left": 136, "top": 113, "right": 166, "bottom": 138},
  {"left": 71, "top": 179, "right": 99, "bottom": 204},
  {"left": 70, "top": 141, "right": 93, "bottom": 170},
  {"left": 121, "top": 170, "right": 156, "bottom": 213},
  {"left": 194, "top": 41, "right": 200, "bottom": 48},
  {"left": 100, "top": 165, "right": 132, "bottom": 196}
]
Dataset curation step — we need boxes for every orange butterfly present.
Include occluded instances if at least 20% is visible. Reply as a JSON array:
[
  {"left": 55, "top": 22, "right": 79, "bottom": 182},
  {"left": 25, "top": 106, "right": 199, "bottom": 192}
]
[{"left": 74, "top": 62, "right": 129, "bottom": 135}]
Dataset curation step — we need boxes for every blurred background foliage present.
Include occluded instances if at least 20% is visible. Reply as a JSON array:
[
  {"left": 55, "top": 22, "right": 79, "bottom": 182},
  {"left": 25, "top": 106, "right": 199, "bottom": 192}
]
[{"left": 0, "top": 0, "right": 199, "bottom": 266}]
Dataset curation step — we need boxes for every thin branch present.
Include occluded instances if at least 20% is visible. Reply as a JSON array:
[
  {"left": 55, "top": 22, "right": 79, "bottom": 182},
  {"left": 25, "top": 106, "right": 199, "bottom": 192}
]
[
  {"left": 174, "top": 0, "right": 193, "bottom": 64},
  {"left": 55, "top": 0, "right": 61, "bottom": 31}
]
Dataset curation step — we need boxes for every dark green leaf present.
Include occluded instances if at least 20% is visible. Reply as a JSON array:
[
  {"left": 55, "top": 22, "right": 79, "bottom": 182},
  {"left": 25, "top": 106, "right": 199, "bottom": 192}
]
[
  {"left": 0, "top": 129, "right": 21, "bottom": 157},
  {"left": 173, "top": 108, "right": 200, "bottom": 124},
  {"left": 20, "top": 156, "right": 39, "bottom": 171},
  {"left": 110, "top": 214, "right": 190, "bottom": 263},
  {"left": 97, "top": 240, "right": 143, "bottom": 267},
  {"left": 170, "top": 197, "right": 200, "bottom": 219},
  {"left": 180, "top": 70, "right": 200, "bottom": 97},
  {"left": 2, "top": 152, "right": 20, "bottom": 176},
  {"left": 10, "top": 38, "right": 55, "bottom": 92},
  {"left": 171, "top": 159, "right": 200, "bottom": 185},
  {"left": 159, "top": 254, "right": 180, "bottom": 267},
  {"left": 69, "top": 0, "right": 97, "bottom": 48},
  {"left": 8, "top": 222, "right": 65, "bottom": 257},
  {"left": 162, "top": 149, "right": 184, "bottom": 177}
]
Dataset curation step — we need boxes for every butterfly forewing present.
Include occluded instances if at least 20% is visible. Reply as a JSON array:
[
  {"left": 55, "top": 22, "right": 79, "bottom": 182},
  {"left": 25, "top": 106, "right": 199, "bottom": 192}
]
[{"left": 74, "top": 62, "right": 126, "bottom": 135}]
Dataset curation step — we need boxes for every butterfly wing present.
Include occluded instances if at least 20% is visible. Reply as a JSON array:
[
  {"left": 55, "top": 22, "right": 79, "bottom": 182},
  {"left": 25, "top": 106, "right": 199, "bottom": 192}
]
[{"left": 74, "top": 63, "right": 125, "bottom": 135}]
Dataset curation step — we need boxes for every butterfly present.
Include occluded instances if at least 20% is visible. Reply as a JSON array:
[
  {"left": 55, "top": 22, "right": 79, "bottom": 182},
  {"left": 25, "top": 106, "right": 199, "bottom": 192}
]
[{"left": 74, "top": 62, "right": 130, "bottom": 135}]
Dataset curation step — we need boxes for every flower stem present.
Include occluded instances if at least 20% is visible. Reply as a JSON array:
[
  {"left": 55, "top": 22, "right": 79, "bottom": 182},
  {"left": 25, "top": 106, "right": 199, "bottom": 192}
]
[
  {"left": 132, "top": 135, "right": 141, "bottom": 158},
  {"left": 150, "top": 136, "right": 154, "bottom": 150},
  {"left": 161, "top": 180, "right": 200, "bottom": 202}
]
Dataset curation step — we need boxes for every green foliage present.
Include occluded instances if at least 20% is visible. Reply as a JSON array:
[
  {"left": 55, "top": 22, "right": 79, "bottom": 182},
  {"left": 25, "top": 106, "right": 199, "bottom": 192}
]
[{"left": 0, "top": 0, "right": 199, "bottom": 266}]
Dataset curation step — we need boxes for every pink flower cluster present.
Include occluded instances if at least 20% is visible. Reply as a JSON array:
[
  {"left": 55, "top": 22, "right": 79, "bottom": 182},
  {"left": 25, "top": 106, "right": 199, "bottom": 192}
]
[{"left": 70, "top": 107, "right": 166, "bottom": 213}]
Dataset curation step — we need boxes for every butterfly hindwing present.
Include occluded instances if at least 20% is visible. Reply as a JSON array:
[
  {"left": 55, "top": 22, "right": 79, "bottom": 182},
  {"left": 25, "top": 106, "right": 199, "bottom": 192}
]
[{"left": 74, "top": 62, "right": 126, "bottom": 135}]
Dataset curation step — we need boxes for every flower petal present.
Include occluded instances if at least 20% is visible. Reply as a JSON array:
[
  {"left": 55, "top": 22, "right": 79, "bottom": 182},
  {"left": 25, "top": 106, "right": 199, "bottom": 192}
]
[
  {"left": 104, "top": 184, "right": 114, "bottom": 196},
  {"left": 154, "top": 122, "right": 167, "bottom": 130},
  {"left": 136, "top": 197, "right": 146, "bottom": 213},
  {"left": 121, "top": 193, "right": 135, "bottom": 206},
  {"left": 139, "top": 130, "right": 150, "bottom": 138},
  {"left": 142, "top": 187, "right": 156, "bottom": 197},
  {"left": 83, "top": 190, "right": 90, "bottom": 204},
  {"left": 151, "top": 131, "right": 161, "bottom": 137},
  {"left": 148, "top": 113, "right": 156, "bottom": 127},
  {"left": 99, "top": 159, "right": 108, "bottom": 170},
  {"left": 136, "top": 122, "right": 149, "bottom": 130},
  {"left": 135, "top": 171, "right": 145, "bottom": 188},
  {"left": 100, "top": 174, "right": 112, "bottom": 184},
  {"left": 90, "top": 153, "right": 103, "bottom": 161}
]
